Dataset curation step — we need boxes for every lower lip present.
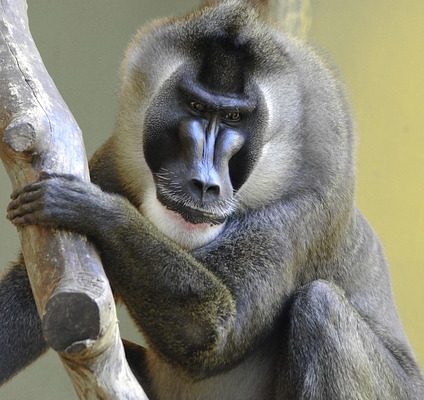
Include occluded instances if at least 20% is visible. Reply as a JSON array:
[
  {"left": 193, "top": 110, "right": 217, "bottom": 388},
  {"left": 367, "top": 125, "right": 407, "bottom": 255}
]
[{"left": 161, "top": 204, "right": 215, "bottom": 230}]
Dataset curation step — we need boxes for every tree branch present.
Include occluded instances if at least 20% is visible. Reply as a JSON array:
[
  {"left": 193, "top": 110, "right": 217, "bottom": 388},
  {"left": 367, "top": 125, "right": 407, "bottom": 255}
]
[{"left": 0, "top": 1, "right": 147, "bottom": 398}]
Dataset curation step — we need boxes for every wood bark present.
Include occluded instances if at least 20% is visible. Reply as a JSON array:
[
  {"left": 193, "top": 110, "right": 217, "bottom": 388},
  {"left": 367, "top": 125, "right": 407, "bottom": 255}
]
[{"left": 0, "top": 1, "right": 147, "bottom": 399}]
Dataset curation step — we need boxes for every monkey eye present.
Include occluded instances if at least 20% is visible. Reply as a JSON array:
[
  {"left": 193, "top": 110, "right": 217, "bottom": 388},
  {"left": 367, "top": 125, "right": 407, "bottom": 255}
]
[
  {"left": 190, "top": 100, "right": 206, "bottom": 113},
  {"left": 223, "top": 110, "right": 241, "bottom": 122}
]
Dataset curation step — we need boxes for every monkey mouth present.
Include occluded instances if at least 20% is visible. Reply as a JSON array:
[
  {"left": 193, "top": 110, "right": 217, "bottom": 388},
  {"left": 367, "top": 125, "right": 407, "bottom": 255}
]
[{"left": 156, "top": 191, "right": 227, "bottom": 225}]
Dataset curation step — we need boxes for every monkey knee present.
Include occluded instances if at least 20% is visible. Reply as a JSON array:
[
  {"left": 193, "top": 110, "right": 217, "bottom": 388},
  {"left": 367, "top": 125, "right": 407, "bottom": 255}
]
[
  {"left": 289, "top": 280, "right": 349, "bottom": 340},
  {"left": 293, "top": 279, "right": 345, "bottom": 313}
]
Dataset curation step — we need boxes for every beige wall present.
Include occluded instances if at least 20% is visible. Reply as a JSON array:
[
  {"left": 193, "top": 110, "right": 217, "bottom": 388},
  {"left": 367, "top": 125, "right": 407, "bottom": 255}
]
[{"left": 0, "top": 1, "right": 422, "bottom": 398}]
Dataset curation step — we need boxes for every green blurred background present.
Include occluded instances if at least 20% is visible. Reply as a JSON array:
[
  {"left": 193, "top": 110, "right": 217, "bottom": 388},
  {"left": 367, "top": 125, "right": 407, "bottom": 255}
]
[{"left": 0, "top": 1, "right": 422, "bottom": 398}]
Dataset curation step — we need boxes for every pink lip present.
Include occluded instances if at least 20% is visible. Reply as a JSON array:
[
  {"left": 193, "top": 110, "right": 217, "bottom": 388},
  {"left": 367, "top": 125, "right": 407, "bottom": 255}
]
[{"left": 162, "top": 205, "right": 213, "bottom": 231}]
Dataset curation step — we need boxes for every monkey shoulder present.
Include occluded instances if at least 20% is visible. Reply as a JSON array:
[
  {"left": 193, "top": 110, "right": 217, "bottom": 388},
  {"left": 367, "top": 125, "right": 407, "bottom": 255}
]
[{"left": 88, "top": 136, "right": 140, "bottom": 207}]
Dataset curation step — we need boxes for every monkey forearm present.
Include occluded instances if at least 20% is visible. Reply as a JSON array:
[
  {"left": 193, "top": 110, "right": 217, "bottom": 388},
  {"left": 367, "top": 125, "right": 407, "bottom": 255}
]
[
  {"left": 91, "top": 201, "right": 290, "bottom": 375},
  {"left": 96, "top": 203, "right": 239, "bottom": 370},
  {"left": 93, "top": 197, "right": 302, "bottom": 375}
]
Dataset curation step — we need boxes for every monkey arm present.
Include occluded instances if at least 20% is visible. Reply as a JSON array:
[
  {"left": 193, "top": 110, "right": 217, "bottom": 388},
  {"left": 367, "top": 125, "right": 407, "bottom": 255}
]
[{"left": 6, "top": 174, "right": 298, "bottom": 376}]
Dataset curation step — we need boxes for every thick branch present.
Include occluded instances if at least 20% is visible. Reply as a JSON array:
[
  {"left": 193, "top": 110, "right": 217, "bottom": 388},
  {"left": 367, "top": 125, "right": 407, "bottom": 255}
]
[{"left": 0, "top": 1, "right": 147, "bottom": 398}]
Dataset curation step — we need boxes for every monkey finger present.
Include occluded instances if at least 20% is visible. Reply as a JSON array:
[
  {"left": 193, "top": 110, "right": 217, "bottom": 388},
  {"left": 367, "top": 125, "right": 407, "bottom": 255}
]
[
  {"left": 7, "top": 201, "right": 43, "bottom": 220},
  {"left": 7, "top": 190, "right": 43, "bottom": 211},
  {"left": 10, "top": 181, "right": 45, "bottom": 199},
  {"left": 10, "top": 212, "right": 42, "bottom": 227}
]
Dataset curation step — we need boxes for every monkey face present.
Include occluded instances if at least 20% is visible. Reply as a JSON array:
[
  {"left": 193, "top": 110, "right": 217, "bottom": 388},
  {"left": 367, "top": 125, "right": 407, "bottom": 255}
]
[{"left": 142, "top": 68, "right": 262, "bottom": 226}]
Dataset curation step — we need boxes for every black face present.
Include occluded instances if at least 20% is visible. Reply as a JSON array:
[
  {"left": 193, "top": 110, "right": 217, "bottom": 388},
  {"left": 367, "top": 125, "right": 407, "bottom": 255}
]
[{"left": 143, "top": 69, "right": 263, "bottom": 225}]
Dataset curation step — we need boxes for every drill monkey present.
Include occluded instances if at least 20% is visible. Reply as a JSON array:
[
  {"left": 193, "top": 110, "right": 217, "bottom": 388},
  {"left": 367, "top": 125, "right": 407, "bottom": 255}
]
[{"left": 1, "top": 1, "right": 423, "bottom": 399}]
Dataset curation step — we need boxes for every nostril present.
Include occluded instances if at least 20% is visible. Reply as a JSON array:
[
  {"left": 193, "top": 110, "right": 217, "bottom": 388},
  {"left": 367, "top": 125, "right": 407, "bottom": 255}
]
[
  {"left": 206, "top": 184, "right": 220, "bottom": 196},
  {"left": 189, "top": 178, "right": 221, "bottom": 198},
  {"left": 191, "top": 178, "right": 204, "bottom": 193}
]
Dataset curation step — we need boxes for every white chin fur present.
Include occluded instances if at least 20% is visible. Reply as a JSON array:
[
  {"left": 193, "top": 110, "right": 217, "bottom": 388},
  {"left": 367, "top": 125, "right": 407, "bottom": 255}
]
[{"left": 141, "top": 189, "right": 225, "bottom": 250}]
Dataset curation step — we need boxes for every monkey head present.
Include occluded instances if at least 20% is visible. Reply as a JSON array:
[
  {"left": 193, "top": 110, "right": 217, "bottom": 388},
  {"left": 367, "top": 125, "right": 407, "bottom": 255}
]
[{"left": 113, "top": 1, "right": 353, "bottom": 248}]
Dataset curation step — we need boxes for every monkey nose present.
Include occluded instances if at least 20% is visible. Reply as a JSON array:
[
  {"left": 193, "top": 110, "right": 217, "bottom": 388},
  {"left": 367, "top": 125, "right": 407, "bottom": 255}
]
[{"left": 188, "top": 176, "right": 221, "bottom": 202}]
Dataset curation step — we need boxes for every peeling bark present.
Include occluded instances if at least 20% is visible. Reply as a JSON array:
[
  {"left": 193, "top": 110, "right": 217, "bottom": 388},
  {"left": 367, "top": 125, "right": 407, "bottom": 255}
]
[{"left": 0, "top": 1, "right": 147, "bottom": 398}]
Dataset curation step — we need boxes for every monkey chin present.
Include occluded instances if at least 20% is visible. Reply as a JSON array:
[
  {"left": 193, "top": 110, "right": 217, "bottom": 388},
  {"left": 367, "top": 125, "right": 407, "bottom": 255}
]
[{"left": 141, "top": 188, "right": 225, "bottom": 250}]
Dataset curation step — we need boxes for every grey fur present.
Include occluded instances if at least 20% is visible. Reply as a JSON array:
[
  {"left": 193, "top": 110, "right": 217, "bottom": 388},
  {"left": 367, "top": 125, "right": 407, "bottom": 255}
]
[{"left": 1, "top": 1, "right": 423, "bottom": 399}]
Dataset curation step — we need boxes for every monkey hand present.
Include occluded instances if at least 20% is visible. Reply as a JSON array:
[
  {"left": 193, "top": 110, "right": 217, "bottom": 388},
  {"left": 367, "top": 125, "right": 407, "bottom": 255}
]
[{"left": 7, "top": 172, "right": 117, "bottom": 236}]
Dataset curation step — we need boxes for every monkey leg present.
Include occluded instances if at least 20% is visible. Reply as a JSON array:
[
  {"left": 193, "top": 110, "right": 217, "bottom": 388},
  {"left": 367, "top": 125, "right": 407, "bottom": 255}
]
[
  {"left": 0, "top": 259, "right": 47, "bottom": 385},
  {"left": 276, "top": 280, "right": 423, "bottom": 400}
]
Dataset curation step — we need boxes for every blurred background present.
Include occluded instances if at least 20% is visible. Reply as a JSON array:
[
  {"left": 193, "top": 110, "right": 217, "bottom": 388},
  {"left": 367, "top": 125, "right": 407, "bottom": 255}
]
[{"left": 0, "top": 1, "right": 422, "bottom": 398}]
